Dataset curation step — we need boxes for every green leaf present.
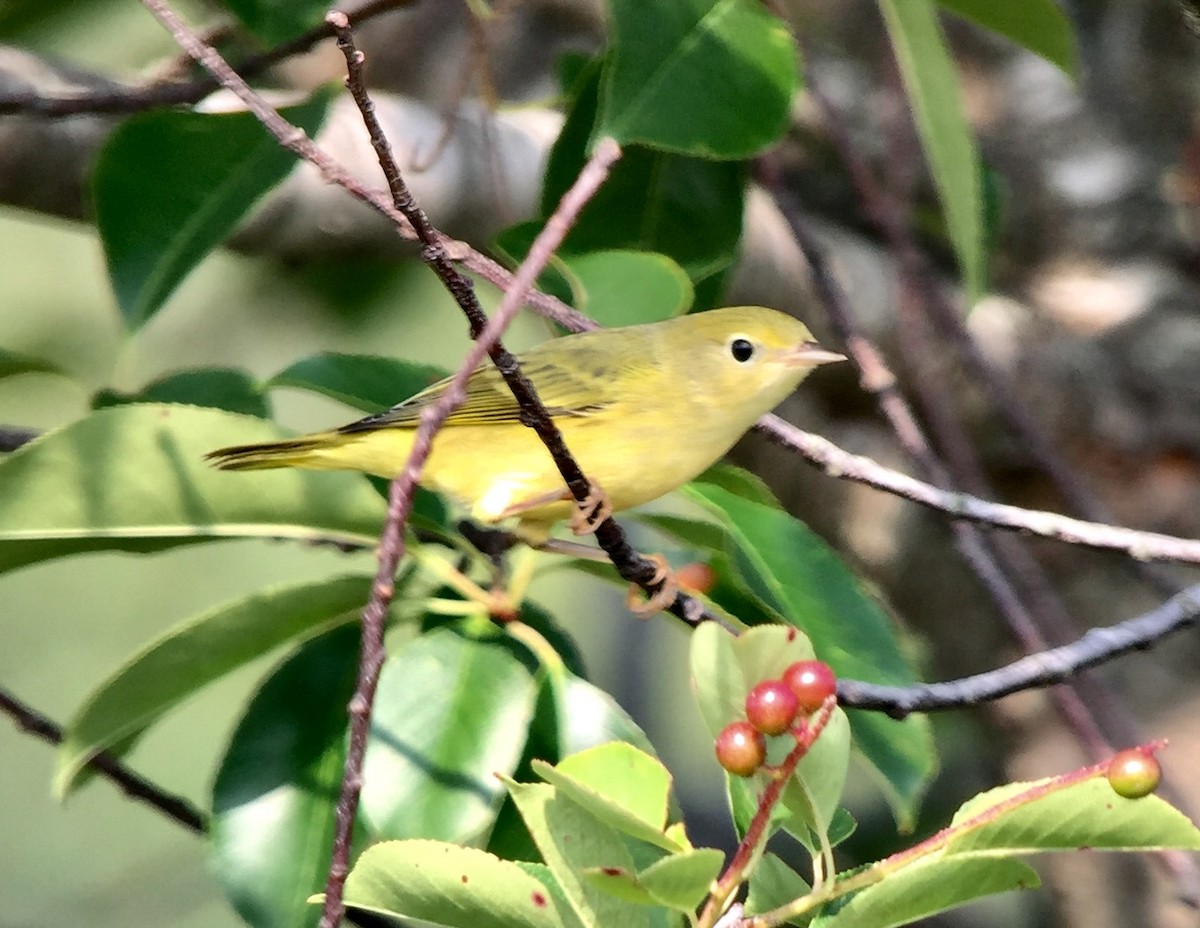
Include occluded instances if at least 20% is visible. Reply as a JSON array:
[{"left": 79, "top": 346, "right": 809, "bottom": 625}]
[
  {"left": 54, "top": 575, "right": 373, "bottom": 796},
  {"left": 946, "top": 776, "right": 1200, "bottom": 854},
  {"left": 340, "top": 839, "right": 567, "bottom": 928},
  {"left": 544, "top": 62, "right": 745, "bottom": 304},
  {"left": 879, "top": 0, "right": 985, "bottom": 301},
  {"left": 269, "top": 353, "right": 450, "bottom": 414},
  {"left": 210, "top": 624, "right": 362, "bottom": 928},
  {"left": 685, "top": 482, "right": 935, "bottom": 826},
  {"left": 812, "top": 857, "right": 1040, "bottom": 928},
  {"left": 0, "top": 404, "right": 387, "bottom": 575},
  {"left": 552, "top": 672, "right": 656, "bottom": 759},
  {"left": 533, "top": 743, "right": 682, "bottom": 852},
  {"left": 936, "top": 0, "right": 1077, "bottom": 76},
  {"left": 602, "top": 0, "right": 797, "bottom": 158},
  {"left": 744, "top": 853, "right": 810, "bottom": 921},
  {"left": 506, "top": 780, "right": 652, "bottom": 928},
  {"left": 94, "top": 92, "right": 330, "bottom": 327},
  {"left": 92, "top": 368, "right": 270, "bottom": 417},
  {"left": 0, "top": 346, "right": 60, "bottom": 380},
  {"left": 581, "top": 867, "right": 659, "bottom": 906},
  {"left": 560, "top": 251, "right": 693, "bottom": 327},
  {"left": 361, "top": 626, "right": 538, "bottom": 843},
  {"left": 636, "top": 848, "right": 725, "bottom": 911},
  {"left": 221, "top": 0, "right": 332, "bottom": 45}
]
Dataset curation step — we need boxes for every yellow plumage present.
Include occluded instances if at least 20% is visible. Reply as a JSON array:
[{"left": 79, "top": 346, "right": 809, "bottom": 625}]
[{"left": 206, "top": 306, "right": 843, "bottom": 543}]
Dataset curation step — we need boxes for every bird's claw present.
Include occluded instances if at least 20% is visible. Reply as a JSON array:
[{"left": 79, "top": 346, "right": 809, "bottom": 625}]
[
  {"left": 626, "top": 553, "right": 679, "bottom": 616},
  {"left": 570, "top": 482, "right": 613, "bottom": 536}
]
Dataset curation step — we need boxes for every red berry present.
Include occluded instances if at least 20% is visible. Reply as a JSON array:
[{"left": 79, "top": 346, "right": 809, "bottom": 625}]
[
  {"left": 745, "top": 679, "right": 799, "bottom": 735},
  {"left": 676, "top": 562, "right": 717, "bottom": 594},
  {"left": 1107, "top": 748, "right": 1161, "bottom": 799},
  {"left": 782, "top": 660, "right": 837, "bottom": 714},
  {"left": 715, "top": 721, "right": 766, "bottom": 777}
]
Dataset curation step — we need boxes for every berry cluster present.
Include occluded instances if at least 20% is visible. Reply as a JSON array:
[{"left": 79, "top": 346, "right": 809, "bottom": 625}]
[{"left": 715, "top": 660, "right": 837, "bottom": 777}]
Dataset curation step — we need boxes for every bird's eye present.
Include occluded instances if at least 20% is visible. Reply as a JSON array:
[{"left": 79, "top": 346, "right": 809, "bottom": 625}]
[{"left": 730, "top": 338, "right": 755, "bottom": 363}]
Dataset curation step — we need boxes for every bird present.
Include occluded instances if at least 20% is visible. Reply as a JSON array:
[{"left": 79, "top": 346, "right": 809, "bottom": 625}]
[{"left": 207, "top": 306, "right": 843, "bottom": 605}]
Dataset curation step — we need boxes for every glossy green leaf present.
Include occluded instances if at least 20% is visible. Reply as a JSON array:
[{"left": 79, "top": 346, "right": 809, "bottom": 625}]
[
  {"left": 210, "top": 624, "right": 362, "bottom": 928},
  {"left": 0, "top": 346, "right": 60, "bottom": 379},
  {"left": 340, "top": 839, "right": 566, "bottom": 928},
  {"left": 880, "top": 0, "right": 984, "bottom": 301},
  {"left": 361, "top": 626, "right": 538, "bottom": 843},
  {"left": 636, "top": 848, "right": 725, "bottom": 911},
  {"left": 602, "top": 0, "right": 797, "bottom": 158},
  {"left": 946, "top": 776, "right": 1200, "bottom": 854},
  {"left": 506, "top": 780, "right": 652, "bottom": 928},
  {"left": 560, "top": 251, "right": 693, "bottom": 327},
  {"left": 94, "top": 93, "right": 330, "bottom": 326},
  {"left": 937, "top": 0, "right": 1077, "bottom": 76},
  {"left": 533, "top": 742, "right": 682, "bottom": 852},
  {"left": 269, "top": 353, "right": 450, "bottom": 414},
  {"left": 552, "top": 672, "right": 656, "bottom": 759},
  {"left": 221, "top": 0, "right": 332, "bottom": 45},
  {"left": 812, "top": 857, "right": 1040, "bottom": 928},
  {"left": 54, "top": 575, "right": 373, "bottom": 796},
  {"left": 685, "top": 482, "right": 935, "bottom": 826},
  {"left": 544, "top": 63, "right": 744, "bottom": 304},
  {"left": 0, "top": 404, "right": 387, "bottom": 575},
  {"left": 93, "top": 368, "right": 270, "bottom": 417},
  {"left": 743, "top": 852, "right": 810, "bottom": 921}
]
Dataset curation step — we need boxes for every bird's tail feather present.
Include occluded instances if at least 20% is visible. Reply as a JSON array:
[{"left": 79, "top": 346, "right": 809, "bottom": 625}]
[{"left": 205, "top": 433, "right": 344, "bottom": 471}]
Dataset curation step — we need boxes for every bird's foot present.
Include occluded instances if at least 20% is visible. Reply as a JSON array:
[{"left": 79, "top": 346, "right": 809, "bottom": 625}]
[
  {"left": 570, "top": 482, "right": 613, "bottom": 536},
  {"left": 626, "top": 553, "right": 680, "bottom": 616}
]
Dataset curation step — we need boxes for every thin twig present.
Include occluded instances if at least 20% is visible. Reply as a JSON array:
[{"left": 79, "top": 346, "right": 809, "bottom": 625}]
[
  {"left": 0, "top": 687, "right": 206, "bottom": 832},
  {"left": 838, "top": 583, "right": 1200, "bottom": 715},
  {"left": 0, "top": 0, "right": 413, "bottom": 117}
]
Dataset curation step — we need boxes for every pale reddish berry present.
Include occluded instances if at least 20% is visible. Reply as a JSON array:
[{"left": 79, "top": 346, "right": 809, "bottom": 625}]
[
  {"left": 715, "top": 721, "right": 766, "bottom": 777},
  {"left": 782, "top": 660, "right": 837, "bottom": 714},
  {"left": 1107, "top": 748, "right": 1161, "bottom": 799},
  {"left": 745, "top": 679, "right": 799, "bottom": 736}
]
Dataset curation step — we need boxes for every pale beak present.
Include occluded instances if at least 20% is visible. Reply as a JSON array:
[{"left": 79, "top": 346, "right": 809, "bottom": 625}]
[{"left": 791, "top": 341, "right": 847, "bottom": 366}]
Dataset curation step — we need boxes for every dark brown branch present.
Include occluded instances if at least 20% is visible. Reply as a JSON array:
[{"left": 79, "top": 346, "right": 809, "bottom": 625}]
[
  {"left": 0, "top": 687, "right": 206, "bottom": 832},
  {"left": 838, "top": 582, "right": 1200, "bottom": 715},
  {"left": 0, "top": 0, "right": 412, "bottom": 117}
]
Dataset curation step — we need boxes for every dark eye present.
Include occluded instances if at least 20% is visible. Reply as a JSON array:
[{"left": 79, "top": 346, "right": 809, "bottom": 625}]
[{"left": 730, "top": 338, "right": 755, "bottom": 362}]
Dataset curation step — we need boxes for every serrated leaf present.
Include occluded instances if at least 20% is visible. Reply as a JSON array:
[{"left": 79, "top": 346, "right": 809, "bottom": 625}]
[
  {"left": 812, "top": 856, "right": 1040, "bottom": 928},
  {"left": 937, "top": 0, "right": 1077, "bottom": 76},
  {"left": 341, "top": 839, "right": 566, "bottom": 928},
  {"left": 637, "top": 848, "right": 724, "bottom": 911},
  {"left": 602, "top": 0, "right": 797, "bottom": 158},
  {"left": 361, "top": 626, "right": 538, "bottom": 843},
  {"left": 533, "top": 743, "right": 681, "bottom": 852},
  {"left": 946, "top": 776, "right": 1200, "bottom": 855},
  {"left": 93, "top": 368, "right": 270, "bottom": 417},
  {"left": 54, "top": 575, "right": 373, "bottom": 796},
  {"left": 95, "top": 93, "right": 330, "bottom": 326},
  {"left": 506, "top": 780, "right": 652, "bottom": 928},
  {"left": 685, "top": 483, "right": 935, "bottom": 827},
  {"left": 581, "top": 867, "right": 659, "bottom": 906},
  {"left": 880, "top": 0, "right": 985, "bottom": 301},
  {"left": 210, "top": 624, "right": 362, "bottom": 928},
  {"left": 268, "top": 353, "right": 450, "bottom": 414},
  {"left": 0, "top": 404, "right": 387, "bottom": 575}
]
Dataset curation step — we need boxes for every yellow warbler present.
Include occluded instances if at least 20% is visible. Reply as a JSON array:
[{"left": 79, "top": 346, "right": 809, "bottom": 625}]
[{"left": 207, "top": 306, "right": 843, "bottom": 543}]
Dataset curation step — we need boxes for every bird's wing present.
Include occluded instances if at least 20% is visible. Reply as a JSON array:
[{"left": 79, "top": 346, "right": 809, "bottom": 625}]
[{"left": 337, "top": 338, "right": 640, "bottom": 434}]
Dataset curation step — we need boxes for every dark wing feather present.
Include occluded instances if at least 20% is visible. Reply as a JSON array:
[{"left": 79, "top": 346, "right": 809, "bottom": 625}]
[{"left": 337, "top": 335, "right": 646, "bottom": 434}]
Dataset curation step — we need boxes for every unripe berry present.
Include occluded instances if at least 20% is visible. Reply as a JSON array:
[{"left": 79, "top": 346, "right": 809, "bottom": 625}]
[
  {"left": 1107, "top": 748, "right": 1161, "bottom": 799},
  {"left": 715, "top": 721, "right": 766, "bottom": 777},
  {"left": 745, "top": 679, "right": 799, "bottom": 736},
  {"left": 782, "top": 660, "right": 837, "bottom": 714}
]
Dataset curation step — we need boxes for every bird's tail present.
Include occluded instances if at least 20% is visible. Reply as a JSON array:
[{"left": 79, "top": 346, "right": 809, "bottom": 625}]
[{"left": 205, "top": 432, "right": 345, "bottom": 471}]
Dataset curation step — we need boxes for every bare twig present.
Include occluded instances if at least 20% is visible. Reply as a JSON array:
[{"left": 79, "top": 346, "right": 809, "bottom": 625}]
[
  {"left": 0, "top": 687, "right": 206, "bottom": 832},
  {"left": 0, "top": 0, "right": 413, "bottom": 117},
  {"left": 838, "top": 583, "right": 1200, "bottom": 715}
]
